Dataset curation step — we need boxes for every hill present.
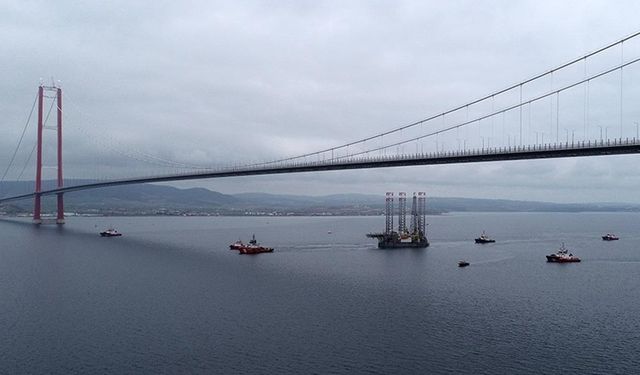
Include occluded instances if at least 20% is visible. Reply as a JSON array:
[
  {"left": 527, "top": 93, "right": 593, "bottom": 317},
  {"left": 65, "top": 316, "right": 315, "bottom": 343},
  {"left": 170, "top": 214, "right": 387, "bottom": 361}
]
[{"left": 2, "top": 180, "right": 640, "bottom": 216}]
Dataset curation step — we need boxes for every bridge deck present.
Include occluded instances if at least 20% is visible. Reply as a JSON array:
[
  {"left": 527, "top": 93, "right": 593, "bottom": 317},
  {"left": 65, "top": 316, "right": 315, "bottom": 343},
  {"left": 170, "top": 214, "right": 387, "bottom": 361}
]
[{"left": 1, "top": 139, "right": 639, "bottom": 204}]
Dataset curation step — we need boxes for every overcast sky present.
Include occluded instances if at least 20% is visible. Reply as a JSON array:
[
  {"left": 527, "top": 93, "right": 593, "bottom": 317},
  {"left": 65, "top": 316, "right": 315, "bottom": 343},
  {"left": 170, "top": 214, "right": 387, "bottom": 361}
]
[{"left": 3, "top": 0, "right": 640, "bottom": 202}]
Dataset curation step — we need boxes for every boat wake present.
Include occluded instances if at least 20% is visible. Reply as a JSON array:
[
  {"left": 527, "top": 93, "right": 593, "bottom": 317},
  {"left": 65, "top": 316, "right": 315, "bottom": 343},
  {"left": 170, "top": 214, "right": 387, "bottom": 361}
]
[
  {"left": 464, "top": 256, "right": 514, "bottom": 265},
  {"left": 281, "top": 243, "right": 372, "bottom": 252}
]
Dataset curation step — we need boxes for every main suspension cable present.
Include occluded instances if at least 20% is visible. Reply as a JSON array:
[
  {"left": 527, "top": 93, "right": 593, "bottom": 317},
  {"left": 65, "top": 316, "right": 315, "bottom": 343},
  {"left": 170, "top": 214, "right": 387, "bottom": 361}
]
[
  {"left": 250, "top": 30, "right": 640, "bottom": 167},
  {"left": 0, "top": 92, "right": 38, "bottom": 184},
  {"left": 328, "top": 56, "right": 640, "bottom": 161}
]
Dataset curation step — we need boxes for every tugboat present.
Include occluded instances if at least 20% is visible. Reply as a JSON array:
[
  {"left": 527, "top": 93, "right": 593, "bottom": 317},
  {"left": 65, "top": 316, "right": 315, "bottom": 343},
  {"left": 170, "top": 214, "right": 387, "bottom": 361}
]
[
  {"left": 546, "top": 243, "right": 581, "bottom": 263},
  {"left": 100, "top": 228, "right": 122, "bottom": 237},
  {"left": 238, "top": 234, "right": 274, "bottom": 255},
  {"left": 602, "top": 233, "right": 619, "bottom": 241},
  {"left": 458, "top": 260, "right": 470, "bottom": 267},
  {"left": 229, "top": 239, "right": 245, "bottom": 250},
  {"left": 475, "top": 231, "right": 495, "bottom": 244}
]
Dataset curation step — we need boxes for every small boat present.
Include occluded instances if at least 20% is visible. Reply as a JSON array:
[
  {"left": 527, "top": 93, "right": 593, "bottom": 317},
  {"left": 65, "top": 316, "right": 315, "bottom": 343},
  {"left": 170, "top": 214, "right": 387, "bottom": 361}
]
[
  {"left": 229, "top": 240, "right": 245, "bottom": 250},
  {"left": 458, "top": 260, "right": 470, "bottom": 267},
  {"left": 602, "top": 233, "right": 619, "bottom": 241},
  {"left": 546, "top": 243, "right": 580, "bottom": 263},
  {"left": 100, "top": 228, "right": 122, "bottom": 237},
  {"left": 238, "top": 234, "right": 274, "bottom": 255},
  {"left": 475, "top": 231, "right": 495, "bottom": 244}
]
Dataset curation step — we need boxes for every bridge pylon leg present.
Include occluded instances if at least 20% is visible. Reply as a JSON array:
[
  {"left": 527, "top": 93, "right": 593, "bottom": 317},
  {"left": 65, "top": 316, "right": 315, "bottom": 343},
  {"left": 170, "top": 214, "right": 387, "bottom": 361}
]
[
  {"left": 55, "top": 87, "right": 64, "bottom": 224},
  {"left": 33, "top": 193, "right": 42, "bottom": 224},
  {"left": 56, "top": 193, "right": 64, "bottom": 224},
  {"left": 33, "top": 85, "right": 43, "bottom": 224}
]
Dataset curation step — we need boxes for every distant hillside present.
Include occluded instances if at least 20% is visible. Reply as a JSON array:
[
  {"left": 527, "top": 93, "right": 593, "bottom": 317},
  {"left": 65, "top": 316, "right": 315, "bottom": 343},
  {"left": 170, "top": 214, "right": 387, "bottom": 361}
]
[
  {"left": 425, "top": 197, "right": 640, "bottom": 213},
  {"left": 69, "top": 185, "right": 238, "bottom": 209},
  {"left": 233, "top": 192, "right": 382, "bottom": 207},
  {"left": 2, "top": 180, "right": 640, "bottom": 215},
  {"left": 0, "top": 181, "right": 239, "bottom": 214}
]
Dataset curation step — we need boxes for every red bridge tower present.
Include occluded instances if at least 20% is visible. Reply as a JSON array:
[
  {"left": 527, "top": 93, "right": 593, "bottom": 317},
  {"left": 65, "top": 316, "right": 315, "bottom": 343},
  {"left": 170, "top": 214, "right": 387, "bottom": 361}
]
[{"left": 33, "top": 84, "right": 64, "bottom": 224}]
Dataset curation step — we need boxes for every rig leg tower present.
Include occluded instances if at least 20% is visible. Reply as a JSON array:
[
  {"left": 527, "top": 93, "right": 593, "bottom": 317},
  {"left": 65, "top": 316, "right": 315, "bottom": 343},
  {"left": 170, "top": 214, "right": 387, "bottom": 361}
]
[
  {"left": 385, "top": 192, "right": 394, "bottom": 235},
  {"left": 398, "top": 192, "right": 407, "bottom": 234}
]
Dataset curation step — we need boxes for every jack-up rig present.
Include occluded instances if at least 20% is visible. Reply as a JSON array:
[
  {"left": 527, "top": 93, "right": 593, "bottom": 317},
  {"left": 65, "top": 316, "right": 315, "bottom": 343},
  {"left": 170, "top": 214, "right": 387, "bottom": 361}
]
[{"left": 367, "top": 192, "right": 429, "bottom": 248}]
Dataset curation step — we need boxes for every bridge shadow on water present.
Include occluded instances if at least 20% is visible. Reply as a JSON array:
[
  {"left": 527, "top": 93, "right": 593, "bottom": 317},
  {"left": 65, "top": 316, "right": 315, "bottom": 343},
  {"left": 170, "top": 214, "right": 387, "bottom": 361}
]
[{"left": 0, "top": 216, "right": 224, "bottom": 265}]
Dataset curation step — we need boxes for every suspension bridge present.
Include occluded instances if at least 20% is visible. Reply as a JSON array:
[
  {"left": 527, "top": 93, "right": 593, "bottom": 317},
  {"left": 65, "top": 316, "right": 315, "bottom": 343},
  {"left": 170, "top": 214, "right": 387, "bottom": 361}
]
[{"left": 3, "top": 31, "right": 640, "bottom": 223}]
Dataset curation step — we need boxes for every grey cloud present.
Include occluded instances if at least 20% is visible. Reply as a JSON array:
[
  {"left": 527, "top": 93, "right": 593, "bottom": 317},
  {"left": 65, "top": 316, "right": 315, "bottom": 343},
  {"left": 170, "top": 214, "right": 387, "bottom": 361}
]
[{"left": 3, "top": 1, "right": 640, "bottom": 202}]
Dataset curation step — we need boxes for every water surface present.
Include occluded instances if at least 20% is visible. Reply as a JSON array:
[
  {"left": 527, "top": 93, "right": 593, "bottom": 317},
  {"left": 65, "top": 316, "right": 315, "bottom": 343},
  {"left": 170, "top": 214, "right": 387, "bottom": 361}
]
[{"left": 1, "top": 213, "right": 639, "bottom": 374}]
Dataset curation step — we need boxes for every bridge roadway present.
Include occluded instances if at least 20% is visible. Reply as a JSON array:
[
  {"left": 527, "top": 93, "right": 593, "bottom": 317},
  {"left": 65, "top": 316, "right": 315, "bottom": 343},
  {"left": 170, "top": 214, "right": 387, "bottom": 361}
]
[{"left": 1, "top": 138, "right": 639, "bottom": 204}]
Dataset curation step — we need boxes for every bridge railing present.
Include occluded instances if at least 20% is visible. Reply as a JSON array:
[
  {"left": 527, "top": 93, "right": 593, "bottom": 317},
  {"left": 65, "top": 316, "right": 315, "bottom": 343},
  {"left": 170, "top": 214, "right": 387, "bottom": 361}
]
[
  {"left": 204, "top": 136, "right": 640, "bottom": 175},
  {"left": 17, "top": 136, "right": 637, "bottom": 194}
]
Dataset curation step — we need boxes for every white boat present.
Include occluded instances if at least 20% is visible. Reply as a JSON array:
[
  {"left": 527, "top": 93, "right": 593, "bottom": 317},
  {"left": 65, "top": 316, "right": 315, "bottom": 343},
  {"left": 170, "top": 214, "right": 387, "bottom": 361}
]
[{"left": 100, "top": 228, "right": 122, "bottom": 237}]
